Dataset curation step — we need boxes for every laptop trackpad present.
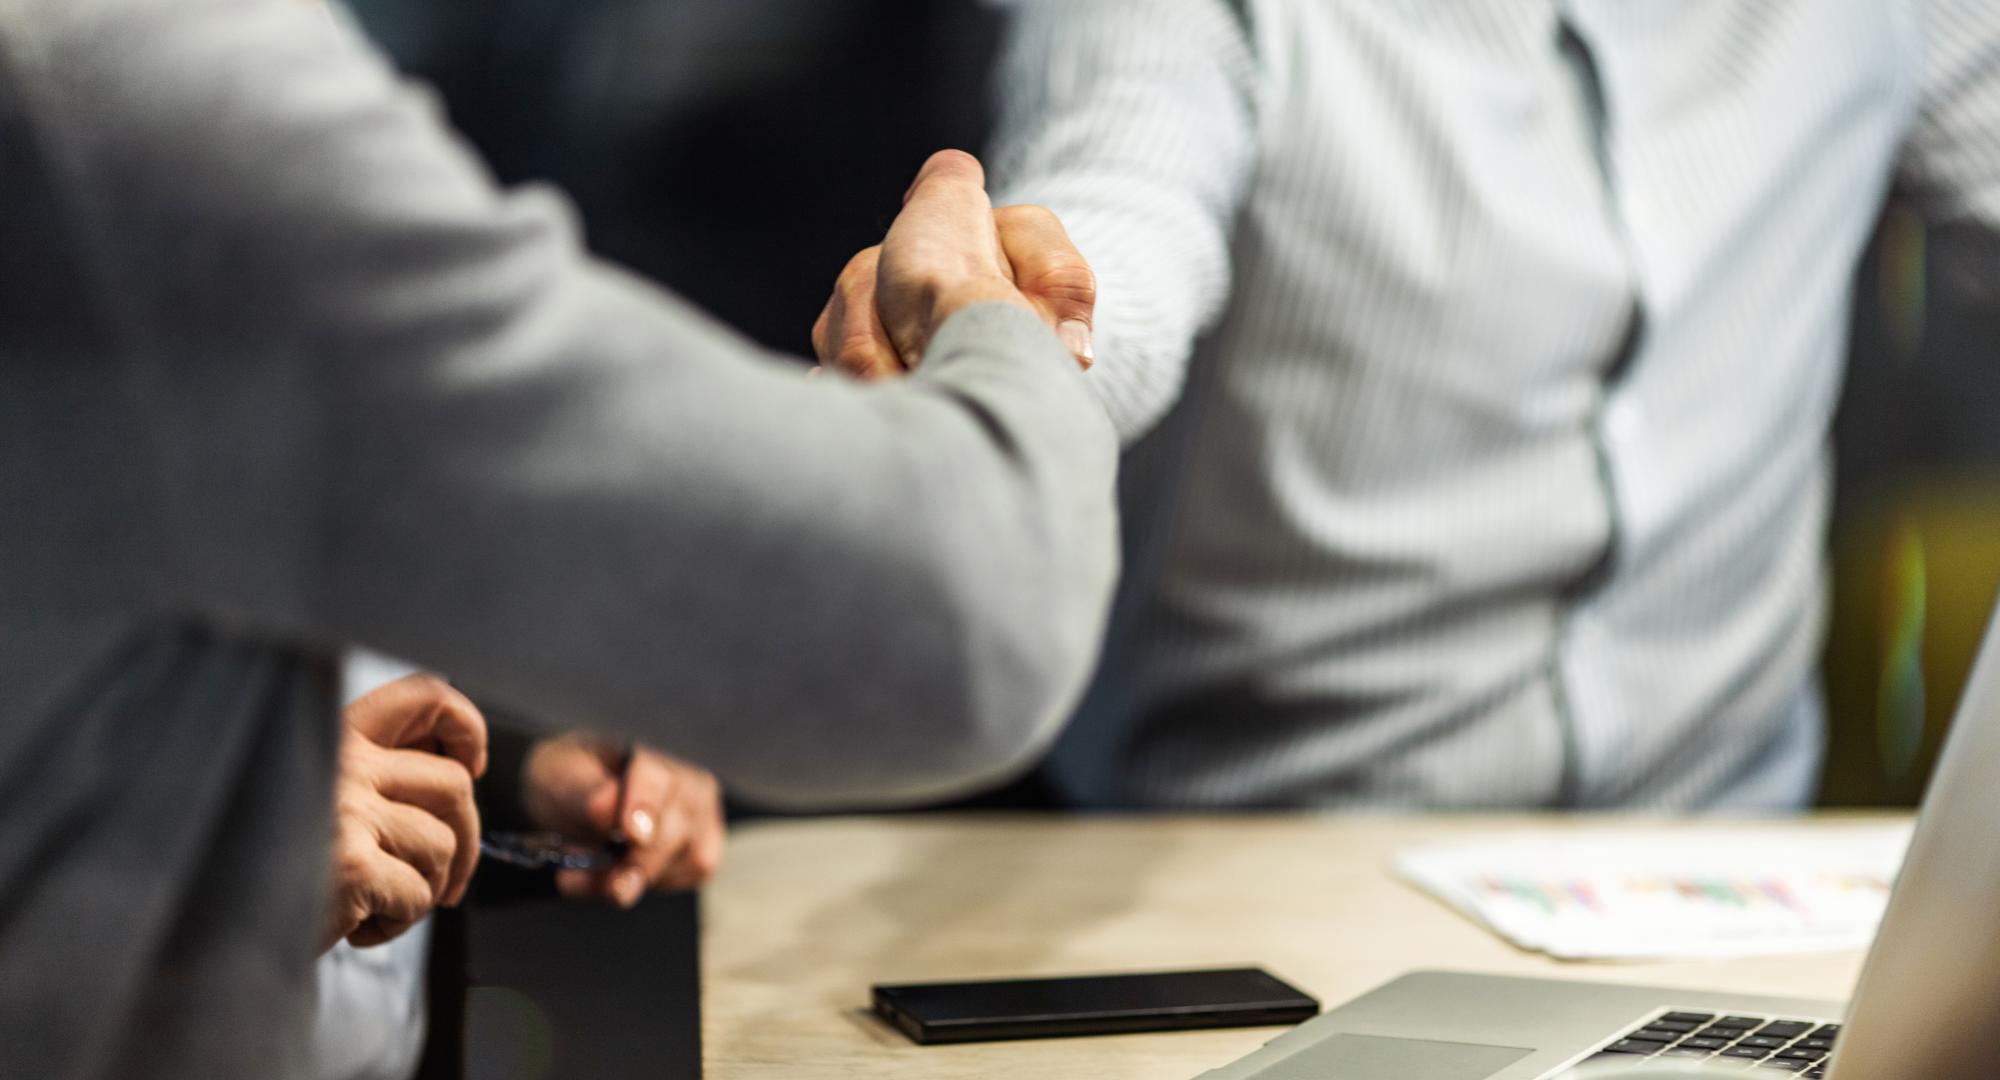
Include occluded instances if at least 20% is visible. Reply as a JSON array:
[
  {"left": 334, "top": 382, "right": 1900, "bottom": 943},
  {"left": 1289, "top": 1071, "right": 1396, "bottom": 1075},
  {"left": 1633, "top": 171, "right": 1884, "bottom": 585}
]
[{"left": 1276, "top": 1033, "right": 1534, "bottom": 1080}]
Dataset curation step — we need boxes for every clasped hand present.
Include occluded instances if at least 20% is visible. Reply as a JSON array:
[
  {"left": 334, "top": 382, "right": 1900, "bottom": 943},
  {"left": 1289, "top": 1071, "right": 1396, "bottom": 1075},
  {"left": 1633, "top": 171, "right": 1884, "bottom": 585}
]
[
  {"left": 813, "top": 150, "right": 1097, "bottom": 379},
  {"left": 320, "top": 152, "right": 1081, "bottom": 951},
  {"left": 324, "top": 674, "right": 487, "bottom": 951}
]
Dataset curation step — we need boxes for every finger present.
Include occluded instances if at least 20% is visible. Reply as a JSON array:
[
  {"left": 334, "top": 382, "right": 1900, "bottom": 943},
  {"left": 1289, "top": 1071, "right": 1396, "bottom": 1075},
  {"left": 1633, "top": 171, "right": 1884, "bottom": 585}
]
[
  {"left": 555, "top": 796, "right": 692, "bottom": 908},
  {"left": 615, "top": 749, "right": 677, "bottom": 848},
  {"left": 811, "top": 301, "right": 833, "bottom": 364},
  {"left": 344, "top": 674, "right": 490, "bottom": 780},
  {"left": 371, "top": 799, "right": 459, "bottom": 904},
  {"left": 656, "top": 860, "right": 709, "bottom": 895},
  {"left": 672, "top": 767, "right": 726, "bottom": 884},
  {"left": 616, "top": 798, "right": 692, "bottom": 908},
  {"left": 372, "top": 749, "right": 481, "bottom": 906},
  {"left": 581, "top": 773, "right": 623, "bottom": 838},
  {"left": 644, "top": 765, "right": 725, "bottom": 893},
  {"left": 601, "top": 754, "right": 688, "bottom": 907},
  {"left": 996, "top": 205, "right": 1097, "bottom": 368},
  {"left": 685, "top": 778, "right": 727, "bottom": 884},
  {"left": 323, "top": 836, "right": 374, "bottom": 953},
  {"left": 901, "top": 150, "right": 995, "bottom": 232},
  {"left": 554, "top": 867, "right": 604, "bottom": 901},
  {"left": 518, "top": 730, "right": 626, "bottom": 838},
  {"left": 902, "top": 148, "right": 988, "bottom": 212},
  {"left": 657, "top": 801, "right": 726, "bottom": 893},
  {"left": 535, "top": 731, "right": 621, "bottom": 830},
  {"left": 371, "top": 746, "right": 477, "bottom": 820},
  {"left": 826, "top": 248, "right": 902, "bottom": 380},
  {"left": 548, "top": 862, "right": 638, "bottom": 907},
  {"left": 398, "top": 679, "right": 488, "bottom": 780},
  {"left": 349, "top": 917, "right": 416, "bottom": 949},
  {"left": 347, "top": 848, "right": 434, "bottom": 947}
]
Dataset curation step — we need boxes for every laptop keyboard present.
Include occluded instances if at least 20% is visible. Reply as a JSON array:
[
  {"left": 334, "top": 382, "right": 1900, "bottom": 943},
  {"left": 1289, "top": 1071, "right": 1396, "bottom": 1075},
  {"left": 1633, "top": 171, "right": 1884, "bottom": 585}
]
[{"left": 1572, "top": 1009, "right": 1840, "bottom": 1076}]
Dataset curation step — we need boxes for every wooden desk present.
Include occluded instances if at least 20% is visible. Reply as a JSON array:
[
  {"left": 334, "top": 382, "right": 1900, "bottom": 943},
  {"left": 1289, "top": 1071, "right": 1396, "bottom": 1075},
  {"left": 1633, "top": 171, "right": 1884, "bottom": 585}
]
[{"left": 702, "top": 814, "right": 1900, "bottom": 1080}]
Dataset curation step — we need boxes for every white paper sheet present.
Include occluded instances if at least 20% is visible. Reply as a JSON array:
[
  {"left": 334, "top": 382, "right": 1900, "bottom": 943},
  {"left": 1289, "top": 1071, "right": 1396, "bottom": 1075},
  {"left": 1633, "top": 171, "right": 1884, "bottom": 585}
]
[{"left": 1394, "top": 823, "right": 1913, "bottom": 961}]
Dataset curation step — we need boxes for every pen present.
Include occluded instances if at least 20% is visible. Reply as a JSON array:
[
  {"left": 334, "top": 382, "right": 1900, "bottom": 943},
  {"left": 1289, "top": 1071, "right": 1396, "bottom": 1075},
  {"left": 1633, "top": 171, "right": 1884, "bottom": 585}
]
[{"left": 606, "top": 738, "right": 638, "bottom": 855}]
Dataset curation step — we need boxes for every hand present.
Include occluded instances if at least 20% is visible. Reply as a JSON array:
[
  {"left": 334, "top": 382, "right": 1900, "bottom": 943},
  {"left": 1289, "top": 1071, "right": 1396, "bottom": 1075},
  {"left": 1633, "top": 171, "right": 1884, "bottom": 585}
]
[
  {"left": 322, "top": 674, "right": 489, "bottom": 952},
  {"left": 521, "top": 732, "right": 725, "bottom": 908},
  {"left": 813, "top": 151, "right": 1097, "bottom": 379}
]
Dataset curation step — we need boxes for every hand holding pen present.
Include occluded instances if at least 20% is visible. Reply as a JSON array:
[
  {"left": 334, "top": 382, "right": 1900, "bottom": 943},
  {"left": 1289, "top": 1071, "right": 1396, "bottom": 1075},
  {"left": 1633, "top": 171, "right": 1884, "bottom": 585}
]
[{"left": 499, "top": 733, "right": 727, "bottom": 907}]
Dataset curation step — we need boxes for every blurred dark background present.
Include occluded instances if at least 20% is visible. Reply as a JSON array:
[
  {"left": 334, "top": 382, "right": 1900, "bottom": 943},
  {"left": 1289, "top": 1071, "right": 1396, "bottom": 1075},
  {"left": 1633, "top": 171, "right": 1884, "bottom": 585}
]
[
  {"left": 347, "top": 0, "right": 2000, "bottom": 807},
  {"left": 348, "top": 0, "right": 1001, "bottom": 356}
]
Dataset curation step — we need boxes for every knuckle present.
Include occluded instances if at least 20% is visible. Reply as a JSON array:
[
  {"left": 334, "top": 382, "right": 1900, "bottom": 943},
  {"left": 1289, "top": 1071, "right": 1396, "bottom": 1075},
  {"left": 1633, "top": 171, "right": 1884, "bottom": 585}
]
[
  {"left": 836, "top": 343, "right": 886, "bottom": 376},
  {"left": 811, "top": 310, "right": 832, "bottom": 355},
  {"left": 332, "top": 847, "right": 373, "bottom": 893},
  {"left": 443, "top": 765, "right": 475, "bottom": 805},
  {"left": 835, "top": 334, "right": 875, "bottom": 363},
  {"left": 421, "top": 812, "right": 457, "bottom": 854},
  {"left": 1028, "top": 262, "right": 1097, "bottom": 308},
  {"left": 1004, "top": 203, "right": 1060, "bottom": 229},
  {"left": 338, "top": 736, "right": 378, "bottom": 771},
  {"left": 839, "top": 271, "right": 878, "bottom": 307},
  {"left": 1066, "top": 262, "right": 1099, "bottom": 302},
  {"left": 841, "top": 246, "right": 880, "bottom": 278},
  {"left": 333, "top": 784, "right": 368, "bottom": 818}
]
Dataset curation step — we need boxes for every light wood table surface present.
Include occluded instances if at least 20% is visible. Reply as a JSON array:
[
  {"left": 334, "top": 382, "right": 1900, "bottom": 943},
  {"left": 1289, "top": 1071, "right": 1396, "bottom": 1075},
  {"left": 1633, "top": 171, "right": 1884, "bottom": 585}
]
[{"left": 702, "top": 813, "right": 1902, "bottom": 1080}]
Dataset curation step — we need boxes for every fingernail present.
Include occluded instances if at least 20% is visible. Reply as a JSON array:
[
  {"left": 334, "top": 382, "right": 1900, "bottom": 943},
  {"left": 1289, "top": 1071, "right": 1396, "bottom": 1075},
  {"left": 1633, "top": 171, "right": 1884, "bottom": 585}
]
[
  {"left": 614, "top": 870, "right": 645, "bottom": 908},
  {"left": 1058, "top": 320, "right": 1094, "bottom": 367},
  {"left": 629, "top": 808, "right": 656, "bottom": 844}
]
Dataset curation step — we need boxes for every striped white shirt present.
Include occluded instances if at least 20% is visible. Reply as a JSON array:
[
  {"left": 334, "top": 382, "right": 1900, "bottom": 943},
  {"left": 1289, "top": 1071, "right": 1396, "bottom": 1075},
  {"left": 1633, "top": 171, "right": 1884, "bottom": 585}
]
[{"left": 989, "top": 0, "right": 2000, "bottom": 809}]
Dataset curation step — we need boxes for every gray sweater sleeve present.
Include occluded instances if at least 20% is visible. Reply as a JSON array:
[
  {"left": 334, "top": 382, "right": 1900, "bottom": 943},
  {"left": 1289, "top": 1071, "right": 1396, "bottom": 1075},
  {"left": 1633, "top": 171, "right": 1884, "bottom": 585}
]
[{"left": 21, "top": 0, "right": 1118, "bottom": 807}]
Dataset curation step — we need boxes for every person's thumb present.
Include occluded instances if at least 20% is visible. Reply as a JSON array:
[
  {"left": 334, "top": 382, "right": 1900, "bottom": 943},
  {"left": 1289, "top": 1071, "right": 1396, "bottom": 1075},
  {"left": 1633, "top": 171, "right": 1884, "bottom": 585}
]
[
  {"left": 901, "top": 148, "right": 992, "bottom": 216},
  {"left": 878, "top": 150, "right": 1016, "bottom": 366}
]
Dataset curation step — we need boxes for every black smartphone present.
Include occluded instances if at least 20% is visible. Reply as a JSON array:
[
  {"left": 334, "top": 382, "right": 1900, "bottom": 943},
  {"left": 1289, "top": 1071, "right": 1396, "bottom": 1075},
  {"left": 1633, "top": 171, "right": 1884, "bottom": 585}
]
[{"left": 871, "top": 967, "right": 1319, "bottom": 1045}]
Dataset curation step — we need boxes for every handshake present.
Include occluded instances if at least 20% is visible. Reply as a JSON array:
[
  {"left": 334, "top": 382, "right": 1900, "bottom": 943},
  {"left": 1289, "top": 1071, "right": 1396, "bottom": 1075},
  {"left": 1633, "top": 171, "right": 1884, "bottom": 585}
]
[
  {"left": 812, "top": 150, "right": 1097, "bottom": 378},
  {"left": 321, "top": 151, "right": 1092, "bottom": 954}
]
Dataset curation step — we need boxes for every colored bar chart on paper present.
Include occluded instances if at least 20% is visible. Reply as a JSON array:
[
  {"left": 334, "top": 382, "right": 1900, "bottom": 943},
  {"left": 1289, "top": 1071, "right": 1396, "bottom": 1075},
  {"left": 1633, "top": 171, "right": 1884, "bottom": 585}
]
[{"left": 1394, "top": 824, "right": 1910, "bottom": 960}]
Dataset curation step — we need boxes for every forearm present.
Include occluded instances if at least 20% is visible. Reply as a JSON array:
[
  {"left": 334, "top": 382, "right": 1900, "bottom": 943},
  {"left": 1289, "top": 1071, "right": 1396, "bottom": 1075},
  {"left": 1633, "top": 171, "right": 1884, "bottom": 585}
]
[
  {"left": 994, "top": 176, "right": 1243, "bottom": 443},
  {"left": 989, "top": 0, "right": 1260, "bottom": 443},
  {"left": 320, "top": 295, "right": 1118, "bottom": 810},
  {"left": 40, "top": 0, "right": 1118, "bottom": 810}
]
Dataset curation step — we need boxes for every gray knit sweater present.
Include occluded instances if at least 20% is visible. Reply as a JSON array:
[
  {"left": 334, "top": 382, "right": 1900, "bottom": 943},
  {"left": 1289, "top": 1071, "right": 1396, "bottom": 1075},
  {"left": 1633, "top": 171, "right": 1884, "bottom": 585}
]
[{"left": 0, "top": 0, "right": 1117, "bottom": 1075}]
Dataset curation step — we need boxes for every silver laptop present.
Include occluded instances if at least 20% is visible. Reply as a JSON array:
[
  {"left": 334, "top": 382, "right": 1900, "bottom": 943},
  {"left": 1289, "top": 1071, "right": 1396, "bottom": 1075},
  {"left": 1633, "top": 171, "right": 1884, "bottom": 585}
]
[{"left": 1200, "top": 608, "right": 2000, "bottom": 1080}]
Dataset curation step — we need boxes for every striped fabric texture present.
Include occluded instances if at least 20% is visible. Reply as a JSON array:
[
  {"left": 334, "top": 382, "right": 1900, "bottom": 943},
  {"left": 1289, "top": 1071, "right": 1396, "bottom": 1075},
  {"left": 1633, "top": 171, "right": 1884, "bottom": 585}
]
[{"left": 987, "top": 0, "right": 2000, "bottom": 810}]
